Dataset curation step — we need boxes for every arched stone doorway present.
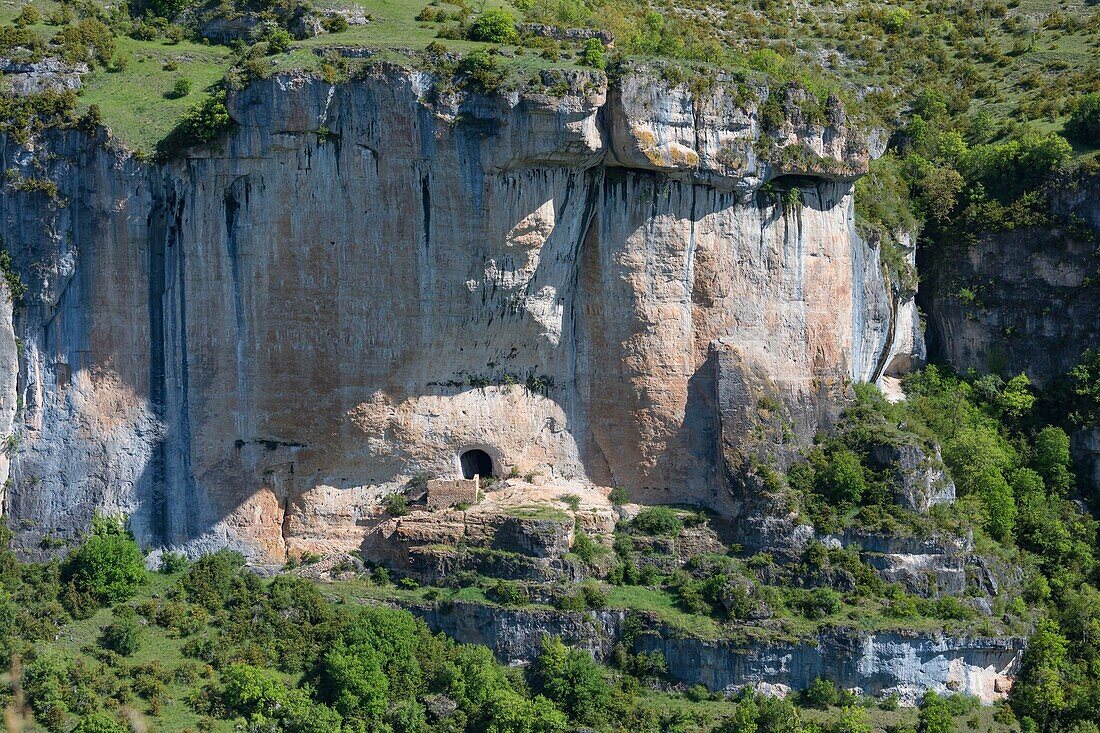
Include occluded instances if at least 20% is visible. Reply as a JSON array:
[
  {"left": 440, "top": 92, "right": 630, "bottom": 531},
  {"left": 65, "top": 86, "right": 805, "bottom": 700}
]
[{"left": 460, "top": 449, "right": 494, "bottom": 480}]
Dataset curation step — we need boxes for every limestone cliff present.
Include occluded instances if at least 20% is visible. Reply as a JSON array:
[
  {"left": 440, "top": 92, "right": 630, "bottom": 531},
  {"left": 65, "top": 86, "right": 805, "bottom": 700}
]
[{"left": 0, "top": 65, "right": 920, "bottom": 559}]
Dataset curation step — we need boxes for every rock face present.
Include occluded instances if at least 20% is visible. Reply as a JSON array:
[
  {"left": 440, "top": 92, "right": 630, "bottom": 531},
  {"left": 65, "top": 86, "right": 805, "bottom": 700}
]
[
  {"left": 867, "top": 441, "right": 955, "bottom": 512},
  {"left": 1, "top": 57, "right": 87, "bottom": 95},
  {"left": 921, "top": 179, "right": 1100, "bottom": 388},
  {"left": 0, "top": 65, "right": 921, "bottom": 559},
  {"left": 409, "top": 599, "right": 1021, "bottom": 705}
]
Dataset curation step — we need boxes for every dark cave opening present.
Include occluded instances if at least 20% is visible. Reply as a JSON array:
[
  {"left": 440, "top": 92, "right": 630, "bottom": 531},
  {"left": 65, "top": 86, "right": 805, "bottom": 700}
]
[{"left": 460, "top": 449, "right": 494, "bottom": 480}]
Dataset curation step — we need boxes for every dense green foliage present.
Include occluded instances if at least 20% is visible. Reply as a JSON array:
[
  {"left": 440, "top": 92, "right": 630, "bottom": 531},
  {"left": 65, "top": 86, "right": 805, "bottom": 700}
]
[{"left": 61, "top": 515, "right": 147, "bottom": 608}]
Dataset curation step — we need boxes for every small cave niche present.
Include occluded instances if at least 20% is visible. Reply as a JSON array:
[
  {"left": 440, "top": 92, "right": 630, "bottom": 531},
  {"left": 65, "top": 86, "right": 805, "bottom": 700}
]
[
  {"left": 460, "top": 449, "right": 494, "bottom": 480},
  {"left": 758, "top": 174, "right": 834, "bottom": 211}
]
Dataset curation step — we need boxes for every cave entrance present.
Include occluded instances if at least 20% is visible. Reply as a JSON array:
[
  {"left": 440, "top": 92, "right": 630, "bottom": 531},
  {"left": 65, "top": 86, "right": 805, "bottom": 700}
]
[{"left": 460, "top": 449, "right": 494, "bottom": 480}]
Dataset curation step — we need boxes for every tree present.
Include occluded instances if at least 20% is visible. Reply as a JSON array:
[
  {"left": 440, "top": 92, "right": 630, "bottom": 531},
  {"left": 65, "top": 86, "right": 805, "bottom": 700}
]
[
  {"left": 802, "top": 676, "right": 839, "bottom": 709},
  {"left": 532, "top": 637, "right": 610, "bottom": 725},
  {"left": 1010, "top": 619, "right": 1069, "bottom": 729},
  {"left": 62, "top": 515, "right": 146, "bottom": 606},
  {"left": 999, "top": 374, "right": 1035, "bottom": 419},
  {"left": 485, "top": 688, "right": 568, "bottom": 733},
  {"left": 72, "top": 712, "right": 127, "bottom": 733},
  {"left": 468, "top": 9, "right": 518, "bottom": 44},
  {"left": 1033, "top": 426, "right": 1073, "bottom": 495},
  {"left": 181, "top": 91, "right": 232, "bottom": 145},
  {"left": 833, "top": 706, "right": 872, "bottom": 733},
  {"left": 580, "top": 38, "right": 605, "bottom": 69},
  {"left": 715, "top": 695, "right": 758, "bottom": 733},
  {"left": 917, "top": 691, "right": 954, "bottom": 733},
  {"left": 320, "top": 639, "right": 389, "bottom": 722},
  {"left": 819, "top": 450, "right": 866, "bottom": 505},
  {"left": 99, "top": 616, "right": 140, "bottom": 655},
  {"left": 267, "top": 28, "right": 292, "bottom": 54},
  {"left": 1065, "top": 94, "right": 1100, "bottom": 146}
]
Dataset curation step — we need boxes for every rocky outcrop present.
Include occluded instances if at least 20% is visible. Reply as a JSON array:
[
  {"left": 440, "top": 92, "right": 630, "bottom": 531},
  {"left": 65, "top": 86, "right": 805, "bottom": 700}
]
[
  {"left": 1, "top": 57, "right": 87, "bottom": 95},
  {"left": 0, "top": 64, "right": 921, "bottom": 560},
  {"left": 361, "top": 482, "right": 615, "bottom": 582},
  {"left": 920, "top": 180, "right": 1100, "bottom": 388},
  {"left": 867, "top": 441, "right": 955, "bottom": 512},
  {"left": 407, "top": 599, "right": 1021, "bottom": 705}
]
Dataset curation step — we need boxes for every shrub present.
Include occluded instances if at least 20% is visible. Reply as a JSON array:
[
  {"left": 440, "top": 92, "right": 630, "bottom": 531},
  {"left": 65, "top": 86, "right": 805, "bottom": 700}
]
[
  {"left": 570, "top": 530, "right": 603, "bottom": 563},
  {"left": 608, "top": 487, "right": 629, "bottom": 505},
  {"left": 267, "top": 28, "right": 292, "bottom": 54},
  {"left": 918, "top": 691, "right": 954, "bottom": 733},
  {"left": 158, "top": 551, "right": 188, "bottom": 574},
  {"left": 72, "top": 712, "right": 127, "bottom": 733},
  {"left": 489, "top": 579, "right": 528, "bottom": 606},
  {"left": 179, "top": 549, "right": 245, "bottom": 610},
  {"left": 802, "top": 676, "right": 840, "bottom": 708},
  {"left": 170, "top": 77, "right": 191, "bottom": 98},
  {"left": 14, "top": 5, "right": 41, "bottom": 27},
  {"left": 818, "top": 449, "right": 866, "bottom": 505},
  {"left": 99, "top": 617, "right": 140, "bottom": 655},
  {"left": 323, "top": 15, "right": 349, "bottom": 33},
  {"left": 1065, "top": 94, "right": 1100, "bottom": 146},
  {"left": 385, "top": 493, "right": 410, "bottom": 517},
  {"left": 533, "top": 636, "right": 610, "bottom": 725},
  {"left": 1033, "top": 426, "right": 1074, "bottom": 495},
  {"left": 468, "top": 9, "right": 518, "bottom": 44},
  {"left": 180, "top": 90, "right": 232, "bottom": 145},
  {"left": 457, "top": 49, "right": 507, "bottom": 92},
  {"left": 796, "top": 588, "right": 841, "bottom": 620},
  {"left": 580, "top": 38, "right": 605, "bottom": 69},
  {"left": 62, "top": 515, "right": 146, "bottom": 606},
  {"left": 631, "top": 506, "right": 682, "bottom": 535}
]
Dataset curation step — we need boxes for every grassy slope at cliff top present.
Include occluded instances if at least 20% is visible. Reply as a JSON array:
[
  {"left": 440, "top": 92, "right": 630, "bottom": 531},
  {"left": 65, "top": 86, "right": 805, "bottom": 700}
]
[{"left": 4, "top": 0, "right": 1098, "bottom": 154}]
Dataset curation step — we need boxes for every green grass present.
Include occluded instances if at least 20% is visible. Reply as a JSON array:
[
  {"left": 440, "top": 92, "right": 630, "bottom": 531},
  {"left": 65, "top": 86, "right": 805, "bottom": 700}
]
[
  {"left": 605, "top": 585, "right": 724, "bottom": 638},
  {"left": 502, "top": 504, "right": 572, "bottom": 521},
  {"left": 77, "top": 37, "right": 231, "bottom": 153}
]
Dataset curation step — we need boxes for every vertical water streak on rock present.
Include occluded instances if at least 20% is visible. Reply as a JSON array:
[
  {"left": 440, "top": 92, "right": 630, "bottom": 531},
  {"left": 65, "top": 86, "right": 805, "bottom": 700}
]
[
  {"left": 224, "top": 176, "right": 250, "bottom": 438},
  {"left": 146, "top": 181, "right": 169, "bottom": 543}
]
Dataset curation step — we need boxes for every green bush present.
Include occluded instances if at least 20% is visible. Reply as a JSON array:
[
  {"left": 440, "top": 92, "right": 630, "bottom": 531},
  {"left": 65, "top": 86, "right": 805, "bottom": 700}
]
[
  {"left": 468, "top": 9, "right": 518, "bottom": 44},
  {"left": 489, "top": 579, "right": 529, "bottom": 606},
  {"left": 99, "top": 616, "right": 140, "bottom": 655},
  {"left": 158, "top": 551, "right": 188, "bottom": 574},
  {"left": 818, "top": 449, "right": 866, "bottom": 505},
  {"left": 608, "top": 487, "right": 629, "bottom": 505},
  {"left": 457, "top": 49, "right": 508, "bottom": 92},
  {"left": 72, "top": 712, "right": 127, "bottom": 733},
  {"left": 1065, "top": 94, "right": 1100, "bottom": 146},
  {"left": 631, "top": 506, "right": 682, "bottom": 535},
  {"left": 385, "top": 492, "right": 410, "bottom": 517},
  {"left": 802, "top": 676, "right": 840, "bottom": 708},
  {"left": 533, "top": 636, "right": 609, "bottom": 726},
  {"left": 1033, "top": 426, "right": 1073, "bottom": 495},
  {"left": 266, "top": 28, "right": 292, "bottom": 54},
  {"left": 169, "top": 76, "right": 191, "bottom": 98},
  {"left": 178, "top": 549, "right": 245, "bottom": 610},
  {"left": 62, "top": 515, "right": 146, "bottom": 606},
  {"left": 580, "top": 38, "right": 605, "bottom": 69},
  {"left": 180, "top": 90, "right": 232, "bottom": 145},
  {"left": 917, "top": 691, "right": 954, "bottom": 733}
]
